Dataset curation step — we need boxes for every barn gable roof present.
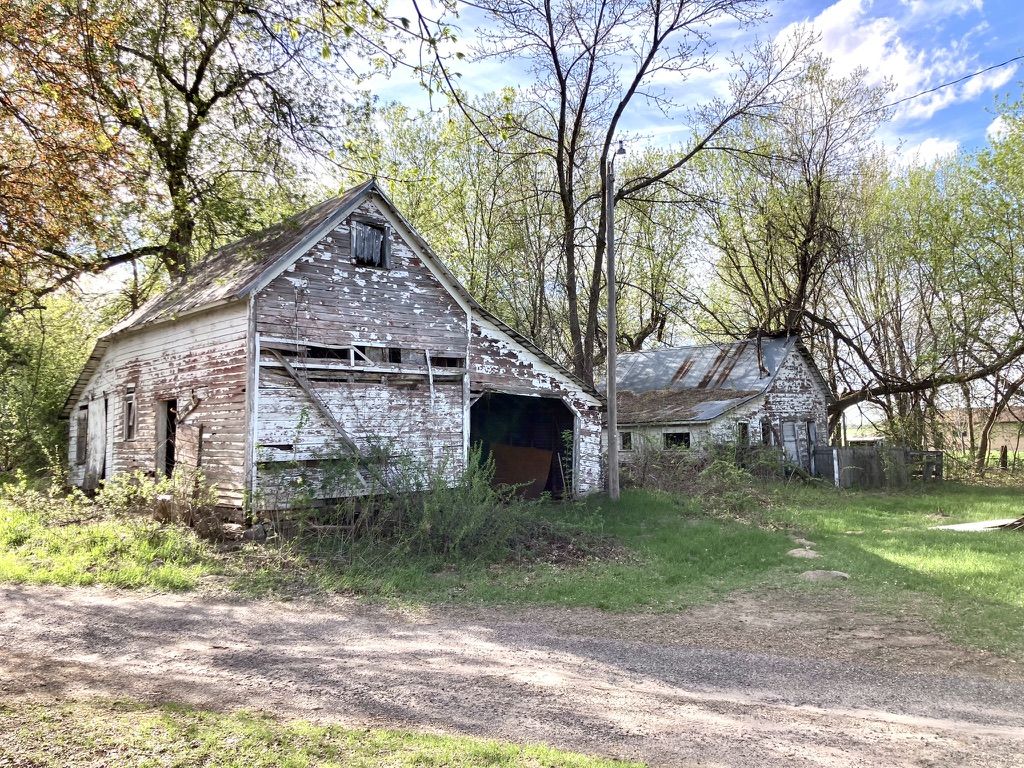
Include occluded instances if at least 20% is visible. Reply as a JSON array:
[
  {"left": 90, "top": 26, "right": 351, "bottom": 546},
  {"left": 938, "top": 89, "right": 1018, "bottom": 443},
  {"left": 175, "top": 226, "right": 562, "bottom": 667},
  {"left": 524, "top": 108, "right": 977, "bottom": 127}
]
[
  {"left": 103, "top": 181, "right": 376, "bottom": 337},
  {"left": 63, "top": 180, "right": 598, "bottom": 417},
  {"left": 616, "top": 336, "right": 830, "bottom": 425}
]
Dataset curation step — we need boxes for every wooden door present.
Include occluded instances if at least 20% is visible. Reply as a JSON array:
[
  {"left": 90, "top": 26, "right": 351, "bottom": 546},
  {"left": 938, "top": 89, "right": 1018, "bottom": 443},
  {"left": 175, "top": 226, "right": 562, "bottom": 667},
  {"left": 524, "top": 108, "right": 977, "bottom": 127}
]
[
  {"left": 83, "top": 397, "right": 107, "bottom": 491},
  {"left": 782, "top": 421, "right": 799, "bottom": 467}
]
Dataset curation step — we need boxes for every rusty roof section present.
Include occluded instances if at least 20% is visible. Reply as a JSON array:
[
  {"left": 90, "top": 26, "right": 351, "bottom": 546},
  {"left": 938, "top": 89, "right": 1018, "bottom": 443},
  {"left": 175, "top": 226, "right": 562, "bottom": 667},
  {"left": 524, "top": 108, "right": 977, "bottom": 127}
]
[
  {"left": 616, "top": 336, "right": 825, "bottom": 425},
  {"left": 618, "top": 387, "right": 763, "bottom": 425}
]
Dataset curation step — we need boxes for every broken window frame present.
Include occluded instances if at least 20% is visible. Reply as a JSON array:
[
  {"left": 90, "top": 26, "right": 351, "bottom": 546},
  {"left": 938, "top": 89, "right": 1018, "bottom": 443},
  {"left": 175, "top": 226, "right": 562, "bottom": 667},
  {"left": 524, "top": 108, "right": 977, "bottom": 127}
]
[
  {"left": 75, "top": 405, "right": 88, "bottom": 465},
  {"left": 123, "top": 390, "right": 137, "bottom": 441},
  {"left": 619, "top": 431, "right": 633, "bottom": 451},
  {"left": 351, "top": 219, "right": 391, "bottom": 268},
  {"left": 737, "top": 421, "right": 749, "bottom": 446},
  {"left": 429, "top": 354, "right": 465, "bottom": 369},
  {"left": 663, "top": 431, "right": 690, "bottom": 449}
]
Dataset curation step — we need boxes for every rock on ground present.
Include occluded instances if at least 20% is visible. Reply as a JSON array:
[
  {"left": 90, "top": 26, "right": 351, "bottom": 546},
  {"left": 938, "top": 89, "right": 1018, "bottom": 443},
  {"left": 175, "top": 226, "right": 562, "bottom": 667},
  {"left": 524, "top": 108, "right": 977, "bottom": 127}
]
[{"left": 787, "top": 547, "right": 822, "bottom": 559}]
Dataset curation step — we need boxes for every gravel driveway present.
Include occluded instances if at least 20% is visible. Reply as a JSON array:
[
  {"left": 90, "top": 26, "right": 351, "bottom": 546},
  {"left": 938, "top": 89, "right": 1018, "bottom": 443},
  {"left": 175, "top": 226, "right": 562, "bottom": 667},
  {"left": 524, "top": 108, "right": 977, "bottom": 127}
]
[{"left": 2, "top": 584, "right": 1023, "bottom": 767}]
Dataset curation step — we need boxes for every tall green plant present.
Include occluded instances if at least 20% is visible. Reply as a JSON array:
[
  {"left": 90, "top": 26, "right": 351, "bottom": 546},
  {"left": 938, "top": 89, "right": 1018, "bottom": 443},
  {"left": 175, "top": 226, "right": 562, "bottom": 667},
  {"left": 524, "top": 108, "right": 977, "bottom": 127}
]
[{"left": 0, "top": 296, "right": 99, "bottom": 473}]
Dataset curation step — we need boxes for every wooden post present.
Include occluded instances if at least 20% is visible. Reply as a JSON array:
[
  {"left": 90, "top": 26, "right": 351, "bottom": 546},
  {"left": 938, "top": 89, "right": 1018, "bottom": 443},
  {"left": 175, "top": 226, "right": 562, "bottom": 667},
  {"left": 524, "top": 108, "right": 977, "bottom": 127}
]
[{"left": 606, "top": 148, "right": 622, "bottom": 502}]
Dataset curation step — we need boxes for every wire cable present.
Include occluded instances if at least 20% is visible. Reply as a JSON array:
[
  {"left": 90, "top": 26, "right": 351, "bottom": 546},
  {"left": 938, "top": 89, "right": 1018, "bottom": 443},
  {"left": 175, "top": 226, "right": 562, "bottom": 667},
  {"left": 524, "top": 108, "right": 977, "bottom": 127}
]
[{"left": 873, "top": 54, "right": 1024, "bottom": 114}]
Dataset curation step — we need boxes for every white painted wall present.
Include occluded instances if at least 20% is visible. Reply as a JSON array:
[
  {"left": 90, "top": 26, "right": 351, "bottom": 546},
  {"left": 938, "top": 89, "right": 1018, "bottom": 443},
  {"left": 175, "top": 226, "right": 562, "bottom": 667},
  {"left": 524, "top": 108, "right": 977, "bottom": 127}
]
[{"left": 67, "top": 302, "right": 249, "bottom": 505}]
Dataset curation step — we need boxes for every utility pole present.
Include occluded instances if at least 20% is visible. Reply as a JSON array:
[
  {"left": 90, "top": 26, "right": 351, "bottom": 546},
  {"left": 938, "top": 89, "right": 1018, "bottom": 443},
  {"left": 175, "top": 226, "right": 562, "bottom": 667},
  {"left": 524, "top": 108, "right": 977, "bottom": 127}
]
[{"left": 606, "top": 140, "right": 625, "bottom": 501}]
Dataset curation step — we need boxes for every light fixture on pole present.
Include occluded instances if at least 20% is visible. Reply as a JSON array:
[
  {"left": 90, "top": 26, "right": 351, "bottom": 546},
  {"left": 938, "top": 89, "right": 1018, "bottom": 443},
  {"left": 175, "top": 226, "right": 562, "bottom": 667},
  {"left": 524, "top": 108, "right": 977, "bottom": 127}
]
[{"left": 606, "top": 139, "right": 626, "bottom": 502}]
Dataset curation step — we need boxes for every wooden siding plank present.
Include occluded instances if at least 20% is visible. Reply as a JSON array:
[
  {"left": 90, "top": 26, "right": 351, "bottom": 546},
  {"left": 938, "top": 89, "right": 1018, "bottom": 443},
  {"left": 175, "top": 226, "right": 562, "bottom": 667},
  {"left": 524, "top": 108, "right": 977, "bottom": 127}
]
[{"left": 67, "top": 302, "right": 249, "bottom": 505}]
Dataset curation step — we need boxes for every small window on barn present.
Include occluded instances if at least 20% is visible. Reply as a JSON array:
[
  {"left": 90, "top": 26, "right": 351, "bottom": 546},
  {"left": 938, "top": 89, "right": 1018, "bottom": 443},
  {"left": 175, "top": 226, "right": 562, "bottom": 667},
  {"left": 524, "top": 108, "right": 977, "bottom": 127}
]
[
  {"left": 429, "top": 355, "right": 465, "bottom": 368},
  {"left": 664, "top": 431, "right": 690, "bottom": 449},
  {"left": 387, "top": 347, "right": 402, "bottom": 364},
  {"left": 737, "top": 421, "right": 749, "bottom": 446},
  {"left": 761, "top": 419, "right": 773, "bottom": 446},
  {"left": 123, "top": 392, "right": 137, "bottom": 441},
  {"left": 620, "top": 431, "right": 633, "bottom": 451},
  {"left": 304, "top": 345, "right": 349, "bottom": 362},
  {"left": 355, "top": 345, "right": 386, "bottom": 364},
  {"left": 75, "top": 405, "right": 88, "bottom": 465},
  {"left": 351, "top": 220, "right": 390, "bottom": 268}
]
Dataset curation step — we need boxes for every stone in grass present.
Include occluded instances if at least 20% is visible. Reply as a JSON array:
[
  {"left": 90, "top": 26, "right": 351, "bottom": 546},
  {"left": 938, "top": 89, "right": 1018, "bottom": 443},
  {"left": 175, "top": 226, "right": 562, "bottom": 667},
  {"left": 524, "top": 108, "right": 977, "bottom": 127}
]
[
  {"left": 800, "top": 570, "right": 850, "bottom": 582},
  {"left": 791, "top": 537, "right": 816, "bottom": 548},
  {"left": 787, "top": 547, "right": 821, "bottom": 559}
]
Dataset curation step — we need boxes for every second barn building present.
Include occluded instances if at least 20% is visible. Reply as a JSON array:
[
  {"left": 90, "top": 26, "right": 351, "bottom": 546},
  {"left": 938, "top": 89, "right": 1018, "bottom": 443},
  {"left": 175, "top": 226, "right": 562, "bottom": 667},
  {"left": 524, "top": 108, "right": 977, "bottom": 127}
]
[{"left": 614, "top": 336, "right": 832, "bottom": 472}]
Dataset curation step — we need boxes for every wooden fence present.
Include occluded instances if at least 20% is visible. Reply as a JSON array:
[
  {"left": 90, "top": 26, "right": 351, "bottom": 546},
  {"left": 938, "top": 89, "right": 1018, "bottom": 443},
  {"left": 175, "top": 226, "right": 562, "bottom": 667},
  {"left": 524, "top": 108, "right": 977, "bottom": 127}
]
[{"left": 812, "top": 446, "right": 943, "bottom": 489}]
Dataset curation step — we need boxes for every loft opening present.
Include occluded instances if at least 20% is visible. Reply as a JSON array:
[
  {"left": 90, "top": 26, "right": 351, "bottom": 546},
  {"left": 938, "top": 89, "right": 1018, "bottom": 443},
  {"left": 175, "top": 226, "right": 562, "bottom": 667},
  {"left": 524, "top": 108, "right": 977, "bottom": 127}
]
[
  {"left": 351, "top": 219, "right": 391, "bottom": 268},
  {"left": 470, "top": 392, "right": 574, "bottom": 499}
]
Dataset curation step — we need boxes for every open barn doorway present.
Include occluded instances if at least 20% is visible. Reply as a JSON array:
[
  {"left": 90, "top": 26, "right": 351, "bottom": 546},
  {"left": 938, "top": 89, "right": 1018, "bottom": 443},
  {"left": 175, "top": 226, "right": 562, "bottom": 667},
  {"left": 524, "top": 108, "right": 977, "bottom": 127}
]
[{"left": 470, "top": 392, "right": 575, "bottom": 498}]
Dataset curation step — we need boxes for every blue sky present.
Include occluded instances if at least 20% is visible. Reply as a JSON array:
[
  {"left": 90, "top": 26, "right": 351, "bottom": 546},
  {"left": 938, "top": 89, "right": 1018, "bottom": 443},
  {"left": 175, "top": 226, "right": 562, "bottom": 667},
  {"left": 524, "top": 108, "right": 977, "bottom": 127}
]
[{"left": 373, "top": 0, "right": 1024, "bottom": 162}]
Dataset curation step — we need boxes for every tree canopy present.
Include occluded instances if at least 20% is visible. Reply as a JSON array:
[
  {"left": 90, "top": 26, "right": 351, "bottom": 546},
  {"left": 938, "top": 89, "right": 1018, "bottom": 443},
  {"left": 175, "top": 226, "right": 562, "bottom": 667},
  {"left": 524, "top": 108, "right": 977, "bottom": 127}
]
[{"left": 4, "top": 0, "right": 1024, "bottom": 470}]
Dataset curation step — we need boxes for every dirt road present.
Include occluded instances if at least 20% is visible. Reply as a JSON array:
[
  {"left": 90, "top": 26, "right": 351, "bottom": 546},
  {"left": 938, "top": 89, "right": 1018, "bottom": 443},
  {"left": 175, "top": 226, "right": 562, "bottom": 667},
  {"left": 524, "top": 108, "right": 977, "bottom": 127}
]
[{"left": 2, "top": 584, "right": 1023, "bottom": 767}]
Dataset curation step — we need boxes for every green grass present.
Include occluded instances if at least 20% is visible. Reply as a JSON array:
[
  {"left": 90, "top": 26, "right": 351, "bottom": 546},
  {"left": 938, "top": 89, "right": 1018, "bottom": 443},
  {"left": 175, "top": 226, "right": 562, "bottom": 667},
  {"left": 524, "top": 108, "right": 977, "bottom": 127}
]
[
  {"left": 3, "top": 477, "right": 1022, "bottom": 656},
  {"left": 762, "top": 482, "right": 1024, "bottom": 655},
  {"left": 0, "top": 501, "right": 216, "bottom": 590},
  {"left": 0, "top": 698, "right": 638, "bottom": 767},
  {"left": 231, "top": 491, "right": 798, "bottom": 611}
]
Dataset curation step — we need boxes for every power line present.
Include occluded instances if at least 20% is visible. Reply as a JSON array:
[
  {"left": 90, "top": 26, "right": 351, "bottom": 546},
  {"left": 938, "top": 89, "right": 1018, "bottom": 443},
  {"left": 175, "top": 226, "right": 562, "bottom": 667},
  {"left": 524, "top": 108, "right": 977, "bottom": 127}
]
[{"left": 874, "top": 54, "right": 1024, "bottom": 113}]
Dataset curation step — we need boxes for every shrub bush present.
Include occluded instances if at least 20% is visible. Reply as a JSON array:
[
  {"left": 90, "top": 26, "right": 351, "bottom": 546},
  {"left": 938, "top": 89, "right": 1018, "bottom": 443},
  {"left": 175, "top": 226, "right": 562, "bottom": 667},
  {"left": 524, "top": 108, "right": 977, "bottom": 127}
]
[
  {"left": 251, "top": 444, "right": 540, "bottom": 562},
  {"left": 97, "top": 468, "right": 218, "bottom": 526},
  {"left": 622, "top": 442, "right": 779, "bottom": 525},
  {"left": 354, "top": 448, "right": 528, "bottom": 559}
]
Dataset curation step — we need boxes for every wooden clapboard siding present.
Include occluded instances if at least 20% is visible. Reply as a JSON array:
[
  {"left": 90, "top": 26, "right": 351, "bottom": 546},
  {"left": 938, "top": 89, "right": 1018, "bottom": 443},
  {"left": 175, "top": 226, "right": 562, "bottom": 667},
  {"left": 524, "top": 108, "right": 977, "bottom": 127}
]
[
  {"left": 762, "top": 346, "right": 830, "bottom": 471},
  {"left": 67, "top": 302, "right": 249, "bottom": 505},
  {"left": 254, "top": 201, "right": 469, "bottom": 355},
  {"left": 254, "top": 369, "right": 465, "bottom": 507},
  {"left": 66, "top": 186, "right": 607, "bottom": 510},
  {"left": 252, "top": 199, "right": 471, "bottom": 507},
  {"left": 468, "top": 316, "right": 604, "bottom": 495}
]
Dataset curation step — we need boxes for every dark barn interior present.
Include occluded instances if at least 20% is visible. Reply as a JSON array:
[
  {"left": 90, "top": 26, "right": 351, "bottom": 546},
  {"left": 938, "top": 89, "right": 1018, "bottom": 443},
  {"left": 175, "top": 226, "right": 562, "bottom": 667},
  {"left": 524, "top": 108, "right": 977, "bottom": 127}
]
[{"left": 470, "top": 392, "right": 574, "bottom": 498}]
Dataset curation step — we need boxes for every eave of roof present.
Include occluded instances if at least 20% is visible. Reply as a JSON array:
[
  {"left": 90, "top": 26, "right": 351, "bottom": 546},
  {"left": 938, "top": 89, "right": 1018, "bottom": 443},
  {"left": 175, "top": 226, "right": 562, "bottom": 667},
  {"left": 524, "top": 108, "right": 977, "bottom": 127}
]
[{"left": 62, "top": 179, "right": 600, "bottom": 416}]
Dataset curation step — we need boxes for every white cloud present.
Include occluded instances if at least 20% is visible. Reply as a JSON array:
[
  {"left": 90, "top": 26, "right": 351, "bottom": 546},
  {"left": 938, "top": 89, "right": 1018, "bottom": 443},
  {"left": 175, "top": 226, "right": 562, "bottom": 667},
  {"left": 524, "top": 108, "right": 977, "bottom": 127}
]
[
  {"left": 986, "top": 114, "right": 1009, "bottom": 140},
  {"left": 897, "top": 136, "right": 960, "bottom": 165},
  {"left": 776, "top": 0, "right": 1001, "bottom": 125},
  {"left": 962, "top": 63, "right": 1017, "bottom": 98},
  {"left": 901, "top": 0, "right": 982, "bottom": 17}
]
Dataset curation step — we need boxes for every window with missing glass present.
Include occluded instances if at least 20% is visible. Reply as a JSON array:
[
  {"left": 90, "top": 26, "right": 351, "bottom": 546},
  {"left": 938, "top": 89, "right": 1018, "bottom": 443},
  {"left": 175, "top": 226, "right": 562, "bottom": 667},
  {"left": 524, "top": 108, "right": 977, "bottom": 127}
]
[
  {"left": 351, "top": 220, "right": 390, "bottom": 268},
  {"left": 75, "top": 405, "right": 88, "bottom": 465},
  {"left": 664, "top": 431, "right": 690, "bottom": 449},
  {"left": 123, "top": 392, "right": 137, "bottom": 441},
  {"left": 619, "top": 431, "right": 633, "bottom": 450},
  {"left": 737, "top": 421, "right": 749, "bottom": 445}
]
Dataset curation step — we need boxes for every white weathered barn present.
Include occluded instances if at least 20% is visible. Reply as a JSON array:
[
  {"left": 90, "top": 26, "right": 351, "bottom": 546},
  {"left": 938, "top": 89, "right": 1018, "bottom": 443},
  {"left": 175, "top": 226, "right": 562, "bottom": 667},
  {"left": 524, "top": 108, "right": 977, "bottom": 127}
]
[
  {"left": 614, "top": 336, "right": 831, "bottom": 471},
  {"left": 62, "top": 181, "right": 603, "bottom": 511}
]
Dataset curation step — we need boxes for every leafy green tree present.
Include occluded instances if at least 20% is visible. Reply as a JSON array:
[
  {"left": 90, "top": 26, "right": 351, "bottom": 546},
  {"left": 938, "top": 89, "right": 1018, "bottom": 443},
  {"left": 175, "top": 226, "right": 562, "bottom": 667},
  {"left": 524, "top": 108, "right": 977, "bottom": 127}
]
[
  {"left": 0, "top": 296, "right": 101, "bottom": 473},
  {"left": 0, "top": 0, "right": 389, "bottom": 307},
  {"left": 431, "top": 0, "right": 809, "bottom": 383}
]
